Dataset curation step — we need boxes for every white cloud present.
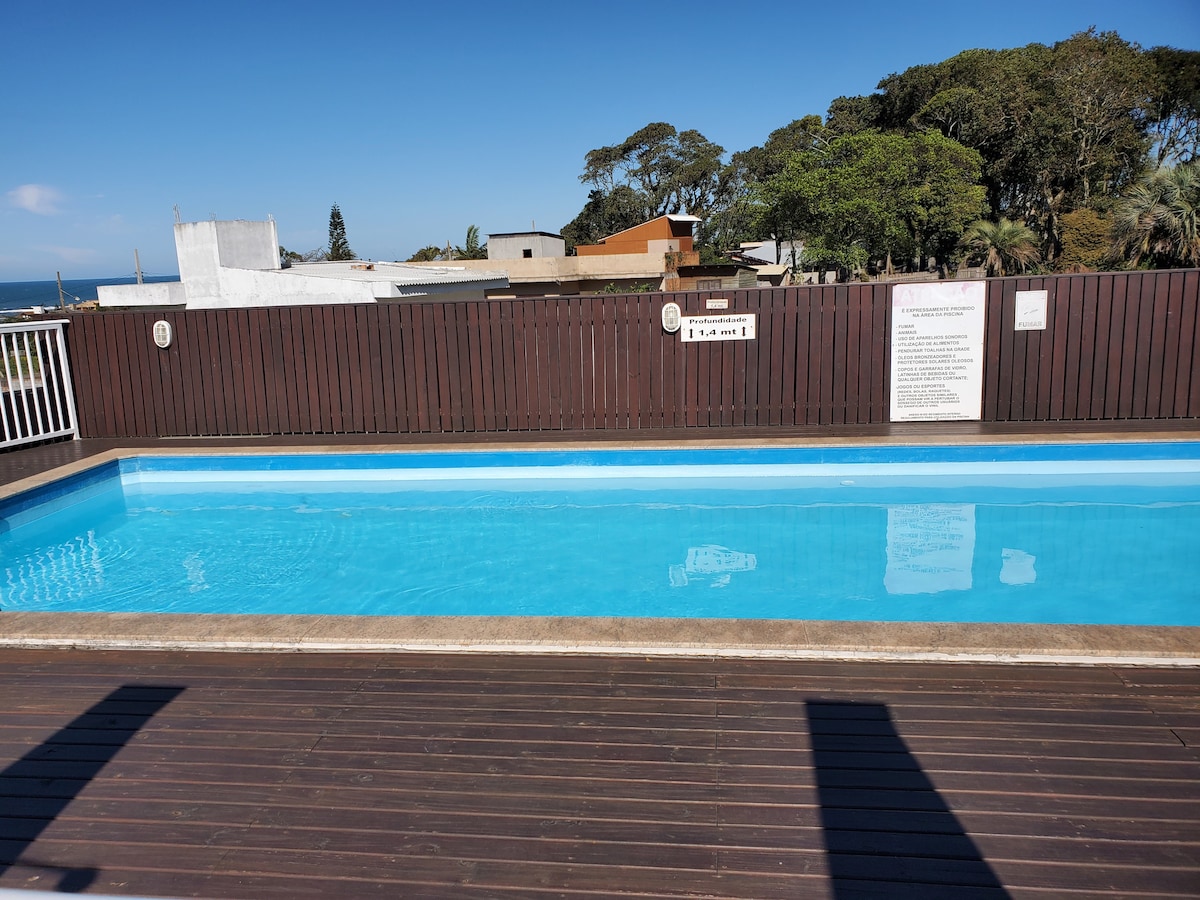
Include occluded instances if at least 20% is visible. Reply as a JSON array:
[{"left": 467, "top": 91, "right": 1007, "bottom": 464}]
[{"left": 8, "top": 184, "right": 64, "bottom": 215}]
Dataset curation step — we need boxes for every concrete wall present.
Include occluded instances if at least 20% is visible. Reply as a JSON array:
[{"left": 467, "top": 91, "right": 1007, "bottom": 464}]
[
  {"left": 408, "top": 253, "right": 670, "bottom": 283},
  {"left": 174, "top": 221, "right": 225, "bottom": 304},
  {"left": 174, "top": 220, "right": 280, "bottom": 306},
  {"left": 215, "top": 219, "right": 279, "bottom": 270},
  {"left": 195, "top": 268, "right": 375, "bottom": 309},
  {"left": 488, "top": 233, "right": 565, "bottom": 260},
  {"left": 97, "top": 281, "right": 187, "bottom": 308}
]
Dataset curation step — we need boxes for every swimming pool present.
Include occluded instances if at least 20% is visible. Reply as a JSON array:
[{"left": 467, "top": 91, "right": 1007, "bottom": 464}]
[{"left": 2, "top": 443, "right": 1199, "bottom": 627}]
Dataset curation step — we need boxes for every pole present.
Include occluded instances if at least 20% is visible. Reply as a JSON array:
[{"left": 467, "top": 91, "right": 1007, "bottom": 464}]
[
  {"left": 56, "top": 271, "right": 66, "bottom": 309},
  {"left": 135, "top": 249, "right": 144, "bottom": 284}
]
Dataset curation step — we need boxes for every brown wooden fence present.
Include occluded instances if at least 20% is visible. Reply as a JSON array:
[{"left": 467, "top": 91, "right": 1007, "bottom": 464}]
[{"left": 59, "top": 269, "right": 1198, "bottom": 439}]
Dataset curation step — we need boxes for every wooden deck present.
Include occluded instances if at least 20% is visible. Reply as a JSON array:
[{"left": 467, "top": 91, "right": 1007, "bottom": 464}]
[{"left": 0, "top": 649, "right": 1197, "bottom": 898}]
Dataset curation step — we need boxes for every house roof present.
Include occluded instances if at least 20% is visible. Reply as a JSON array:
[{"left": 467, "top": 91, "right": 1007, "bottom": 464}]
[
  {"left": 596, "top": 214, "right": 701, "bottom": 243},
  {"left": 488, "top": 231, "right": 564, "bottom": 240},
  {"left": 677, "top": 262, "right": 757, "bottom": 276}
]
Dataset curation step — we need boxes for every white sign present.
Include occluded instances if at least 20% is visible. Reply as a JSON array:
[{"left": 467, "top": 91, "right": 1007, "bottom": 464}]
[
  {"left": 890, "top": 281, "right": 987, "bottom": 421},
  {"left": 1014, "top": 290, "right": 1048, "bottom": 331},
  {"left": 680, "top": 314, "right": 756, "bottom": 342},
  {"left": 706, "top": 297, "right": 729, "bottom": 310}
]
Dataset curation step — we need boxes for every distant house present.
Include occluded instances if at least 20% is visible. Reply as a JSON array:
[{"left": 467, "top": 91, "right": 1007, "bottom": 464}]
[
  {"left": 734, "top": 239, "right": 803, "bottom": 266},
  {"left": 675, "top": 262, "right": 761, "bottom": 292},
  {"left": 574, "top": 214, "right": 700, "bottom": 257},
  {"left": 487, "top": 232, "right": 565, "bottom": 260},
  {"left": 97, "top": 219, "right": 507, "bottom": 310},
  {"left": 723, "top": 239, "right": 801, "bottom": 287},
  {"left": 406, "top": 215, "right": 704, "bottom": 296}
]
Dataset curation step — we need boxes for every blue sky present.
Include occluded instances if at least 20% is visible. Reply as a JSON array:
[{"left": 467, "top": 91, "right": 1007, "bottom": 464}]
[{"left": 2, "top": 0, "right": 1197, "bottom": 282}]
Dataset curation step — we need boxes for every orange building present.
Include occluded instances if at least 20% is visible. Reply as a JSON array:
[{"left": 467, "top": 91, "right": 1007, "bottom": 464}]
[{"left": 574, "top": 214, "right": 700, "bottom": 256}]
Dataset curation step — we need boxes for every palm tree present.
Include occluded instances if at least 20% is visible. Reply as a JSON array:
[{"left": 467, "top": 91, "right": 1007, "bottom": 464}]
[
  {"left": 1110, "top": 163, "right": 1200, "bottom": 268},
  {"left": 453, "top": 225, "right": 488, "bottom": 260},
  {"left": 958, "top": 218, "right": 1041, "bottom": 276}
]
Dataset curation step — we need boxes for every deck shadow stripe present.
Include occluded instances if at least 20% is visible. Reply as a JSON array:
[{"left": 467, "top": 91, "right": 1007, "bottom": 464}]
[
  {"left": 0, "top": 684, "right": 184, "bottom": 892},
  {"left": 806, "top": 699, "right": 1011, "bottom": 898}
]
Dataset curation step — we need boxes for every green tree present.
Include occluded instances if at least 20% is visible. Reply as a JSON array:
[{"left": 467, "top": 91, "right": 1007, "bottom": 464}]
[
  {"left": 707, "top": 117, "right": 834, "bottom": 259},
  {"left": 560, "top": 185, "right": 648, "bottom": 252},
  {"left": 1109, "top": 163, "right": 1200, "bottom": 268},
  {"left": 763, "top": 129, "right": 985, "bottom": 275},
  {"left": 958, "top": 218, "right": 1042, "bottom": 276},
  {"left": 579, "top": 122, "right": 725, "bottom": 219},
  {"left": 327, "top": 203, "right": 356, "bottom": 261},
  {"left": 406, "top": 245, "right": 445, "bottom": 262},
  {"left": 279, "top": 246, "right": 303, "bottom": 264},
  {"left": 454, "top": 225, "right": 488, "bottom": 260},
  {"left": 825, "top": 95, "right": 881, "bottom": 136},
  {"left": 1146, "top": 46, "right": 1200, "bottom": 166},
  {"left": 1045, "top": 30, "right": 1155, "bottom": 207},
  {"left": 1057, "top": 208, "right": 1110, "bottom": 271},
  {"left": 832, "top": 31, "right": 1159, "bottom": 263}
]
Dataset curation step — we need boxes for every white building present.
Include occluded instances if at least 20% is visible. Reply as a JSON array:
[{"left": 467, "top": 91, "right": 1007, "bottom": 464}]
[
  {"left": 486, "top": 231, "right": 566, "bottom": 260},
  {"left": 97, "top": 219, "right": 508, "bottom": 310}
]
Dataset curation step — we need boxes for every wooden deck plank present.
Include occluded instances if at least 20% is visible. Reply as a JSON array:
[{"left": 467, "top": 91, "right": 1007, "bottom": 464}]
[{"left": 0, "top": 649, "right": 1197, "bottom": 899}]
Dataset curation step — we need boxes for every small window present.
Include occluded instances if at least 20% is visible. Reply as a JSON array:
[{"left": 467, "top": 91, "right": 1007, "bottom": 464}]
[
  {"left": 697, "top": 278, "right": 722, "bottom": 290},
  {"left": 522, "top": 248, "right": 533, "bottom": 258}
]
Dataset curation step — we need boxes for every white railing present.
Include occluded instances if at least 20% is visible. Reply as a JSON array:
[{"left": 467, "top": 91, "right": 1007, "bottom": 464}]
[{"left": 1, "top": 320, "right": 78, "bottom": 449}]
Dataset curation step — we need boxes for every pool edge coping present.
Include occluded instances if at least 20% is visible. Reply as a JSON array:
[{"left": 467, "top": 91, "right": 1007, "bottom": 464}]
[{"left": 3, "top": 613, "right": 1199, "bottom": 667}]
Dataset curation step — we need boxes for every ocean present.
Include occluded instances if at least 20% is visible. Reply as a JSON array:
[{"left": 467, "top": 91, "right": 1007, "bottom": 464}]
[{"left": 0, "top": 276, "right": 178, "bottom": 317}]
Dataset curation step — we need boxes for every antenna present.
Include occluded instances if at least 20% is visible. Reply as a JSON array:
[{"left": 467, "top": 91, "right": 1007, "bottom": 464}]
[
  {"left": 135, "top": 249, "right": 144, "bottom": 285},
  {"left": 173, "top": 205, "right": 181, "bottom": 224}
]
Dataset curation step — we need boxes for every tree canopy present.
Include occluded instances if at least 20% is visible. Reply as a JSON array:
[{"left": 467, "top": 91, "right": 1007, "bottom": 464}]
[
  {"left": 760, "top": 129, "right": 985, "bottom": 274},
  {"left": 580, "top": 122, "right": 725, "bottom": 221},
  {"left": 558, "top": 30, "right": 1200, "bottom": 277}
]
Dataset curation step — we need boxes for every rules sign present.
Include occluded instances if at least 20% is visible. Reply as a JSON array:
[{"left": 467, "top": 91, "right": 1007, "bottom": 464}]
[{"left": 890, "top": 281, "right": 987, "bottom": 421}]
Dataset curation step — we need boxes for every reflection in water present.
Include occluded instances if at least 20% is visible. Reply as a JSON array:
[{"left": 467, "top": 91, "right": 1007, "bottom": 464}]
[
  {"left": 183, "top": 551, "right": 209, "bottom": 593},
  {"left": 1000, "top": 548, "right": 1036, "bottom": 585},
  {"left": 2, "top": 530, "right": 105, "bottom": 609},
  {"left": 669, "top": 544, "right": 756, "bottom": 588},
  {"left": 885, "top": 504, "right": 975, "bottom": 595}
]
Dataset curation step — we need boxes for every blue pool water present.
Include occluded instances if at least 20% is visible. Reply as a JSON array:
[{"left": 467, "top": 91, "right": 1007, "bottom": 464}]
[{"left": 2, "top": 444, "right": 1199, "bottom": 625}]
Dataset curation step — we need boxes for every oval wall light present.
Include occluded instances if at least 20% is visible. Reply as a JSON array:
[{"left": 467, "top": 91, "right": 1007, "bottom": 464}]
[
  {"left": 661, "top": 302, "right": 681, "bottom": 333},
  {"left": 152, "top": 320, "right": 173, "bottom": 349}
]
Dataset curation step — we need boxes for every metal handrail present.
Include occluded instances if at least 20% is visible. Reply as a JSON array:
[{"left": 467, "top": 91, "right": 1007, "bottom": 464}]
[{"left": 0, "top": 319, "right": 78, "bottom": 449}]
